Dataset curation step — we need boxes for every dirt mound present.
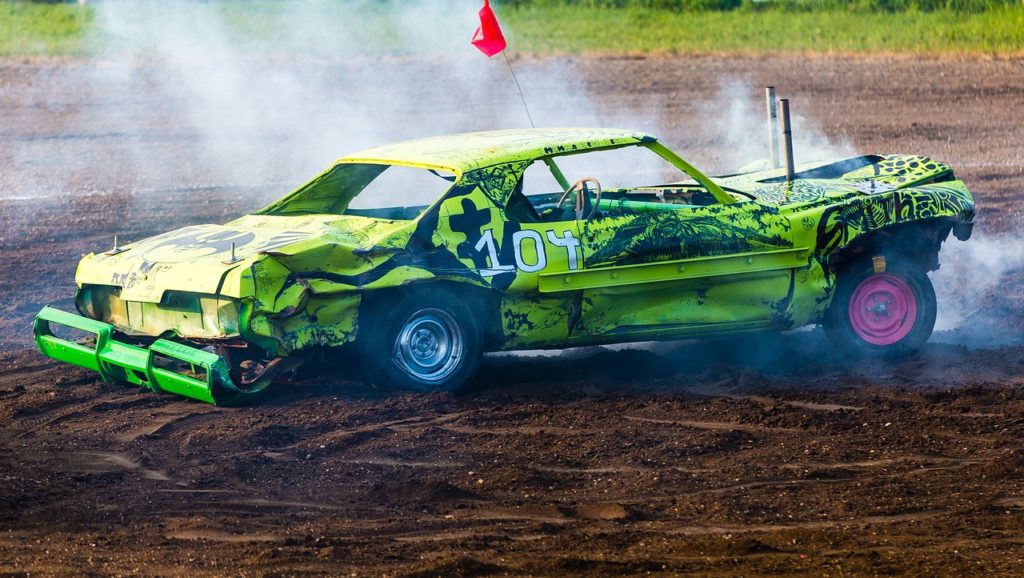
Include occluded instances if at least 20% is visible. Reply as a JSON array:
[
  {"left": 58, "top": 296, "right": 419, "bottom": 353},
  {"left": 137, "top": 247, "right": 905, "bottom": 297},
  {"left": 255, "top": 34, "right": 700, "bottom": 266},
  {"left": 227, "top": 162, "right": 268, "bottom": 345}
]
[{"left": 369, "top": 479, "right": 485, "bottom": 507}]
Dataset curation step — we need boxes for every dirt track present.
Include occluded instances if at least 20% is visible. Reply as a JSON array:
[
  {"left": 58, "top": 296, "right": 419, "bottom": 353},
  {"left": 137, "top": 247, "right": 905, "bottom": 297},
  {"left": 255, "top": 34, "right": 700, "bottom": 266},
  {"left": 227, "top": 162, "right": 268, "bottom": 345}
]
[{"left": 2, "top": 55, "right": 1024, "bottom": 576}]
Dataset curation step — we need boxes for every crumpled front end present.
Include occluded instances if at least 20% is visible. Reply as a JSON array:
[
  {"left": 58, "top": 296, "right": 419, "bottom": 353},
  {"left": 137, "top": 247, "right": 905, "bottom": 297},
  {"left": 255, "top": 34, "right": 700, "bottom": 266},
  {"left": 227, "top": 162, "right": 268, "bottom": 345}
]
[
  {"left": 35, "top": 210, "right": 425, "bottom": 405},
  {"left": 75, "top": 284, "right": 243, "bottom": 341},
  {"left": 34, "top": 213, "right": 408, "bottom": 404},
  {"left": 238, "top": 218, "right": 420, "bottom": 356},
  {"left": 68, "top": 214, "right": 340, "bottom": 341},
  {"left": 35, "top": 306, "right": 255, "bottom": 404}
]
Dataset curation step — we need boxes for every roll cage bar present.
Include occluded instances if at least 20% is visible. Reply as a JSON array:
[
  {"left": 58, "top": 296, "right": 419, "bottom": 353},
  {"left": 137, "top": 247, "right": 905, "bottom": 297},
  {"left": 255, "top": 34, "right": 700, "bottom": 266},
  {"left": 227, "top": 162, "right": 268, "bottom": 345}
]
[{"left": 534, "top": 141, "right": 736, "bottom": 205}]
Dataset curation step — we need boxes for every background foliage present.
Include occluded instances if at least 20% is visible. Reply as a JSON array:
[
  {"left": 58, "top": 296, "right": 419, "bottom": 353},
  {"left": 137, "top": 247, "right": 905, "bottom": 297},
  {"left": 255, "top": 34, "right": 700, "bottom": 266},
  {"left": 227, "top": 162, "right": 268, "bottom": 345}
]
[
  {"left": 1, "top": 0, "right": 1022, "bottom": 56},
  {"left": 498, "top": 0, "right": 1023, "bottom": 12}
]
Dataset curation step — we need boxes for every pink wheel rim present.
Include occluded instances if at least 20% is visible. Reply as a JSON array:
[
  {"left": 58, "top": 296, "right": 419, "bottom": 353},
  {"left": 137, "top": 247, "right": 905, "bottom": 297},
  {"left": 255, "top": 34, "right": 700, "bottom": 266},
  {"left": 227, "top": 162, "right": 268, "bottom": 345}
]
[{"left": 848, "top": 273, "right": 917, "bottom": 346}]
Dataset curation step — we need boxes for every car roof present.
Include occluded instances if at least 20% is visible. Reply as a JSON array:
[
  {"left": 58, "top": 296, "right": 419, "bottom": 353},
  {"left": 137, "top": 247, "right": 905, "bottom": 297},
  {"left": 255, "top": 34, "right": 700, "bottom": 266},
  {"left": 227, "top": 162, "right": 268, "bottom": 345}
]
[{"left": 337, "top": 128, "right": 657, "bottom": 173}]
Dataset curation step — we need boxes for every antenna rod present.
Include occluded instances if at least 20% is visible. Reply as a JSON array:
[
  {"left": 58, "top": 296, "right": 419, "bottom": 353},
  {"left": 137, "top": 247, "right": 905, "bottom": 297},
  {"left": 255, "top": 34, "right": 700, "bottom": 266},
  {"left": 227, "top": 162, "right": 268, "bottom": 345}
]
[
  {"left": 502, "top": 51, "right": 535, "bottom": 128},
  {"left": 780, "top": 98, "right": 796, "bottom": 182},
  {"left": 765, "top": 86, "right": 781, "bottom": 168}
]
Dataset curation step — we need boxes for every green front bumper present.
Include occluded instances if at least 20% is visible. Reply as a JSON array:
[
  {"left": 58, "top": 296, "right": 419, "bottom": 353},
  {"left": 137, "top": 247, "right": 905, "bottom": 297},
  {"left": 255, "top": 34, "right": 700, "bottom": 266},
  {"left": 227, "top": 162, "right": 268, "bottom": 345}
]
[{"left": 34, "top": 306, "right": 238, "bottom": 404}]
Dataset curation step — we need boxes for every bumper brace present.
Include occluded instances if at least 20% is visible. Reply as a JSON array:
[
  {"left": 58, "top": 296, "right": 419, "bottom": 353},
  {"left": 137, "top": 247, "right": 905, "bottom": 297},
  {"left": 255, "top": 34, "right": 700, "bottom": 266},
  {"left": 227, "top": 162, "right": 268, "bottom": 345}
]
[{"left": 34, "top": 306, "right": 239, "bottom": 404}]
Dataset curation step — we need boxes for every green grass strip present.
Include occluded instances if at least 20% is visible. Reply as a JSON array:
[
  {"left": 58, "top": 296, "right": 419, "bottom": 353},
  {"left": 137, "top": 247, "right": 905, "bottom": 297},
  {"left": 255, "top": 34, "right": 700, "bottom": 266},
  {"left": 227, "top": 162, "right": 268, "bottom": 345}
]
[
  {"left": 503, "top": 6, "right": 1024, "bottom": 54},
  {"left": 0, "top": 2, "right": 1021, "bottom": 57},
  {"left": 0, "top": 2, "right": 93, "bottom": 57}
]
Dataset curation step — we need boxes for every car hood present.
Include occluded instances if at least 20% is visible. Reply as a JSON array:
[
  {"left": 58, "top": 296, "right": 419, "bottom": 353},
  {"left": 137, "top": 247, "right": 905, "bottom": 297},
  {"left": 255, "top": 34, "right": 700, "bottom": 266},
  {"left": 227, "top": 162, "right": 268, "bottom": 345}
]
[
  {"left": 75, "top": 214, "right": 410, "bottom": 302},
  {"left": 715, "top": 154, "right": 953, "bottom": 205}
]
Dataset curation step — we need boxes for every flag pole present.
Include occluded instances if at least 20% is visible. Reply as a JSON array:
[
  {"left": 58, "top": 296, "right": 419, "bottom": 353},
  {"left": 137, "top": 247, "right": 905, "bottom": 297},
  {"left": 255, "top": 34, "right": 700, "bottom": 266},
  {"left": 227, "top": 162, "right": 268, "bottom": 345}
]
[
  {"left": 472, "top": 0, "right": 533, "bottom": 128},
  {"left": 502, "top": 51, "right": 535, "bottom": 128}
]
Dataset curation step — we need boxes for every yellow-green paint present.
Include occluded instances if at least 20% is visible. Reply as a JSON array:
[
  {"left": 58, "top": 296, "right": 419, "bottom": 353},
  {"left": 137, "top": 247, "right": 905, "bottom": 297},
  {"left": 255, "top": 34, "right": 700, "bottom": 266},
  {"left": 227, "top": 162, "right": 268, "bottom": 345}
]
[
  {"left": 36, "top": 128, "right": 975, "bottom": 403},
  {"left": 539, "top": 247, "right": 810, "bottom": 293}
]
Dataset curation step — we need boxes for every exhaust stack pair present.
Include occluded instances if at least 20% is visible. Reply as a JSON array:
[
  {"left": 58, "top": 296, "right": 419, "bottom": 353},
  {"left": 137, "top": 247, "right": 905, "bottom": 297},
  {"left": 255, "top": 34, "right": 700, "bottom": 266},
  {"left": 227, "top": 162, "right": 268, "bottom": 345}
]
[{"left": 765, "top": 86, "right": 795, "bottom": 181}]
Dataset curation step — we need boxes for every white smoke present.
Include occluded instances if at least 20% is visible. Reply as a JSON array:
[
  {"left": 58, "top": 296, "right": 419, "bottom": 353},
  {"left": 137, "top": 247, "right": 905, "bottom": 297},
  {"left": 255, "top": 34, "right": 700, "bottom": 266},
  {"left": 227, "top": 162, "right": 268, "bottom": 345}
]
[
  {"left": 92, "top": 0, "right": 488, "bottom": 189},
  {"left": 931, "top": 231, "right": 1024, "bottom": 345},
  {"left": 6, "top": 4, "right": 852, "bottom": 206},
  {"left": 77, "top": 0, "right": 673, "bottom": 205},
  {"left": 691, "top": 78, "right": 855, "bottom": 174}
]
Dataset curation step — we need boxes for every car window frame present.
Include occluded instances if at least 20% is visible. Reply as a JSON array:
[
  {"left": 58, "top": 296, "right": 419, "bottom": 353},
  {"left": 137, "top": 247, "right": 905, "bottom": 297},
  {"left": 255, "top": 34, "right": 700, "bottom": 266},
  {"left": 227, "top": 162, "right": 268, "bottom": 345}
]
[
  {"left": 515, "top": 141, "right": 736, "bottom": 207},
  {"left": 255, "top": 159, "right": 464, "bottom": 219}
]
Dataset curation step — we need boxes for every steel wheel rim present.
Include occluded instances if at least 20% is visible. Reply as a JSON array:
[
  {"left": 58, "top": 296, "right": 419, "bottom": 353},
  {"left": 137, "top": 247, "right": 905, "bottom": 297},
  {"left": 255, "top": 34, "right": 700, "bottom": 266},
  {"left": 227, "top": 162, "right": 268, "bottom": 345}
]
[
  {"left": 393, "top": 308, "right": 463, "bottom": 385},
  {"left": 848, "top": 273, "right": 918, "bottom": 346}
]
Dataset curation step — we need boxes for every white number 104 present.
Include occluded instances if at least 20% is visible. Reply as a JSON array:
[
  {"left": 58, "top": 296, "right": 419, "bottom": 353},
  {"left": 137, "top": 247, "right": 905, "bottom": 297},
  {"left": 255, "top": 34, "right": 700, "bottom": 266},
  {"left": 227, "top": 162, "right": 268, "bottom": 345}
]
[{"left": 473, "top": 228, "right": 580, "bottom": 275}]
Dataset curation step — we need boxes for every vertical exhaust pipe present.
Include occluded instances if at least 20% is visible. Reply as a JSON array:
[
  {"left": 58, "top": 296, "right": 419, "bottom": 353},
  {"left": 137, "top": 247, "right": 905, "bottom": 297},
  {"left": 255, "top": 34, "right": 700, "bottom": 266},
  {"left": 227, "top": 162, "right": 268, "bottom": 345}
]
[
  {"left": 765, "top": 87, "right": 781, "bottom": 169},
  {"left": 779, "top": 98, "right": 796, "bottom": 182}
]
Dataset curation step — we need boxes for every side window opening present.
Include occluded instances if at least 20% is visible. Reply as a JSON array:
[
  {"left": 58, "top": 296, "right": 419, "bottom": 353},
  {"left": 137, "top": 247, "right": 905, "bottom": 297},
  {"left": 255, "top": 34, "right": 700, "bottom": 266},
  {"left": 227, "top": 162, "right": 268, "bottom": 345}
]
[
  {"left": 508, "top": 161, "right": 568, "bottom": 223},
  {"left": 259, "top": 163, "right": 457, "bottom": 219},
  {"left": 521, "top": 160, "right": 567, "bottom": 198},
  {"left": 347, "top": 165, "right": 456, "bottom": 210},
  {"left": 506, "top": 144, "right": 719, "bottom": 223}
]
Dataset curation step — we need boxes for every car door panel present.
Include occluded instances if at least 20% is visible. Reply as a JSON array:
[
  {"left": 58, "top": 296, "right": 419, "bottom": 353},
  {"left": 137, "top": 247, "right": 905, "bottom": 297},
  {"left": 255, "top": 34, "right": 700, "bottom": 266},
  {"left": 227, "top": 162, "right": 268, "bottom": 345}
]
[
  {"left": 570, "top": 201, "right": 801, "bottom": 339},
  {"left": 570, "top": 270, "right": 794, "bottom": 342},
  {"left": 438, "top": 187, "right": 587, "bottom": 348},
  {"left": 491, "top": 220, "right": 585, "bottom": 348}
]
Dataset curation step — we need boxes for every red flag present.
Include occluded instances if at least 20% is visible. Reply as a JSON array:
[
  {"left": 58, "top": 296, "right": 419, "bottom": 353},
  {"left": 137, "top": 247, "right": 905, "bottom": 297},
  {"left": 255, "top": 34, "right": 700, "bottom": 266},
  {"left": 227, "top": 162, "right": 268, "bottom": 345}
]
[{"left": 471, "top": 0, "right": 506, "bottom": 57}]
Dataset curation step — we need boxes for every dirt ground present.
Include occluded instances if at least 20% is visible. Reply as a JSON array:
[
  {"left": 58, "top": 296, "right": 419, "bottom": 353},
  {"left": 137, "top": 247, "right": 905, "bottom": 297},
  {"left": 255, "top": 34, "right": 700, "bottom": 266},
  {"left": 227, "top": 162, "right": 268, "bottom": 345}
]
[{"left": 2, "top": 55, "right": 1024, "bottom": 576}]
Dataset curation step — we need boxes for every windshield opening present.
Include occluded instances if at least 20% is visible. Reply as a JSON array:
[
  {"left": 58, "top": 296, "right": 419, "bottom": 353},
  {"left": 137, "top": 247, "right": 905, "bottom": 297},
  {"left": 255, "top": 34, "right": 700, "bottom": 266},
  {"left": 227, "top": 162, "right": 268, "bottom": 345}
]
[
  {"left": 258, "top": 163, "right": 457, "bottom": 219},
  {"left": 525, "top": 145, "right": 689, "bottom": 197},
  {"left": 513, "top": 144, "right": 720, "bottom": 221}
]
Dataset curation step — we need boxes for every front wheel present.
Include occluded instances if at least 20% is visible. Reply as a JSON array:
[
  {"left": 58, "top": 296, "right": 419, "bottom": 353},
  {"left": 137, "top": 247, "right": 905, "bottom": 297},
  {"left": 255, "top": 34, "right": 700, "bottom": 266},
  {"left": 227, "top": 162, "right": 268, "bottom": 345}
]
[
  {"left": 823, "top": 260, "right": 936, "bottom": 358},
  {"left": 358, "top": 290, "right": 483, "bottom": 392}
]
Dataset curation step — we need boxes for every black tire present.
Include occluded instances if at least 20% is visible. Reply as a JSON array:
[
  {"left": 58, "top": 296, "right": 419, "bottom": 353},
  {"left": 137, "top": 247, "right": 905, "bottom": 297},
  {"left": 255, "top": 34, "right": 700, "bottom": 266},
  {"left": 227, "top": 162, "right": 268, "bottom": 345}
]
[
  {"left": 357, "top": 288, "right": 483, "bottom": 393},
  {"left": 823, "top": 259, "right": 936, "bottom": 359}
]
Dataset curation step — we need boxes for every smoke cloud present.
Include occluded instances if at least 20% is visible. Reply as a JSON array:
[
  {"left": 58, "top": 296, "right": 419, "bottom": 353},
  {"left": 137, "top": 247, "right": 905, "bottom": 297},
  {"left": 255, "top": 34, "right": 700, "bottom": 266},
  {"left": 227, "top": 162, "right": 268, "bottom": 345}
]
[
  {"left": 690, "top": 78, "right": 856, "bottom": 173},
  {"left": 5, "top": 2, "right": 853, "bottom": 203},
  {"left": 77, "top": 0, "right": 675, "bottom": 205},
  {"left": 92, "top": 0, "right": 503, "bottom": 191},
  {"left": 931, "top": 232, "right": 1024, "bottom": 347}
]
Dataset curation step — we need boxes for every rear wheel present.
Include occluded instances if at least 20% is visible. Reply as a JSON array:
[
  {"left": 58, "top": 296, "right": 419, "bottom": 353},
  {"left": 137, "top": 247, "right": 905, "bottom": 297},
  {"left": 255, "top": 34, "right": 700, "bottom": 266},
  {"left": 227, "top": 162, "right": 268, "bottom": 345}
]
[
  {"left": 358, "top": 290, "right": 483, "bottom": 392},
  {"left": 824, "top": 259, "right": 936, "bottom": 358}
]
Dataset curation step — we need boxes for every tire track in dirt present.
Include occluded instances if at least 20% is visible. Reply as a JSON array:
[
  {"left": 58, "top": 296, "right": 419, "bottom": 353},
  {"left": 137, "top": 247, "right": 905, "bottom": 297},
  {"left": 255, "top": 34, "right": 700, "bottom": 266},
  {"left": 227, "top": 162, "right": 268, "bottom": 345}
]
[
  {"left": 623, "top": 415, "right": 802, "bottom": 434},
  {"left": 0, "top": 361, "right": 61, "bottom": 380},
  {"left": 67, "top": 451, "right": 177, "bottom": 483},
  {"left": 13, "top": 395, "right": 158, "bottom": 438},
  {"left": 115, "top": 408, "right": 226, "bottom": 442},
  {"left": 657, "top": 510, "right": 949, "bottom": 536},
  {"left": 271, "top": 411, "right": 471, "bottom": 452}
]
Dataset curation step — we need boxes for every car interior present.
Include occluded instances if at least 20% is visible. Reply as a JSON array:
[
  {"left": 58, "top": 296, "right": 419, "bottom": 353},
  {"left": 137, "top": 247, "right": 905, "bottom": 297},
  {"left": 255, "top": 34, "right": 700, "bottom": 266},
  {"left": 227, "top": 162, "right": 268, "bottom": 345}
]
[
  {"left": 261, "top": 144, "right": 724, "bottom": 224},
  {"left": 508, "top": 147, "right": 721, "bottom": 224}
]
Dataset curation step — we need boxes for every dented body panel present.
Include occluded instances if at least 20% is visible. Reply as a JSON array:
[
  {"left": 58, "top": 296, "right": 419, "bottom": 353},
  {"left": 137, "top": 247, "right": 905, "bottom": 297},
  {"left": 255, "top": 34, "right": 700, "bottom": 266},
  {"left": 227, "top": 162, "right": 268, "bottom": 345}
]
[{"left": 37, "top": 128, "right": 974, "bottom": 403}]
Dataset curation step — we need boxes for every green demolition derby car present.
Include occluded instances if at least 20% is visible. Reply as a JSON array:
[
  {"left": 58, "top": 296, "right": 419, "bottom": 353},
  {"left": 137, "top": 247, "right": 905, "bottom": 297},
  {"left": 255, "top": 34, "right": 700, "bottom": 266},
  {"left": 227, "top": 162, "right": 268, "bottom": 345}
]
[{"left": 35, "top": 128, "right": 974, "bottom": 404}]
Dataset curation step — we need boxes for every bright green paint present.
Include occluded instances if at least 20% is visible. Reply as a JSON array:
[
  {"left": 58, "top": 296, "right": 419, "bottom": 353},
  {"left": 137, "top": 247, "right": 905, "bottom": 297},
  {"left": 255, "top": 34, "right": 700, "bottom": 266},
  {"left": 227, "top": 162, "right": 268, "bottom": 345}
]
[{"left": 35, "top": 129, "right": 975, "bottom": 404}]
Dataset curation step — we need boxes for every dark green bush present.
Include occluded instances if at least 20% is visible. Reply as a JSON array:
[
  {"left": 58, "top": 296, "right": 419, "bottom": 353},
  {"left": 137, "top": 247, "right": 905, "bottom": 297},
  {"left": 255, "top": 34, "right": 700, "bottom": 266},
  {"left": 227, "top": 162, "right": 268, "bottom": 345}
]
[
  {"left": 495, "top": 0, "right": 743, "bottom": 9},
  {"left": 752, "top": 0, "right": 1021, "bottom": 12},
  {"left": 496, "top": 0, "right": 1022, "bottom": 12}
]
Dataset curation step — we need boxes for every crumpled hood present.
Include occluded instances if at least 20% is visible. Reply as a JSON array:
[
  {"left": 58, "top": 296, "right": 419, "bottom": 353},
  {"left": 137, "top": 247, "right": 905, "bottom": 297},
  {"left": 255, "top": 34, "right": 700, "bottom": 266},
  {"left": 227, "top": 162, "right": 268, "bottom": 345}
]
[
  {"left": 75, "top": 213, "right": 408, "bottom": 302},
  {"left": 717, "top": 154, "right": 954, "bottom": 205}
]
